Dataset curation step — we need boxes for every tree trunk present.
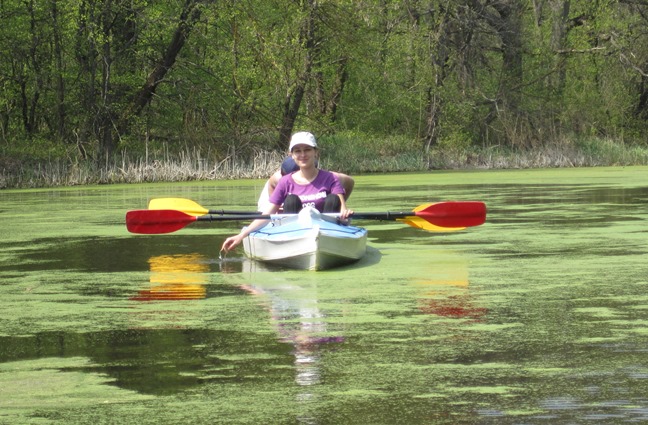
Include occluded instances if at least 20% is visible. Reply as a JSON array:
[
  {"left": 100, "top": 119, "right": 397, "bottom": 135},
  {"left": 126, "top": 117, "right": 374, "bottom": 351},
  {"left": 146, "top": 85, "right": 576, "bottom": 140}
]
[
  {"left": 531, "top": 0, "right": 548, "bottom": 27},
  {"left": 21, "top": 0, "right": 42, "bottom": 136},
  {"left": 636, "top": 67, "right": 648, "bottom": 120},
  {"left": 549, "top": 0, "right": 570, "bottom": 94},
  {"left": 326, "top": 59, "right": 349, "bottom": 123},
  {"left": 98, "top": 0, "right": 115, "bottom": 160},
  {"left": 422, "top": 4, "right": 451, "bottom": 157},
  {"left": 491, "top": 0, "right": 524, "bottom": 112},
  {"left": 127, "top": 0, "right": 205, "bottom": 119},
  {"left": 277, "top": 0, "right": 317, "bottom": 147},
  {"left": 75, "top": 0, "right": 98, "bottom": 159},
  {"left": 50, "top": 0, "right": 67, "bottom": 140},
  {"left": 314, "top": 57, "right": 348, "bottom": 123},
  {"left": 468, "top": 0, "right": 529, "bottom": 146}
]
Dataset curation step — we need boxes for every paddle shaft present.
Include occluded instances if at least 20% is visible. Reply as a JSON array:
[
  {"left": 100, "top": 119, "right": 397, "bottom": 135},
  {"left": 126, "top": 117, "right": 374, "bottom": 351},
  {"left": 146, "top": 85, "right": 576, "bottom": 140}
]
[
  {"left": 192, "top": 210, "right": 481, "bottom": 228},
  {"left": 147, "top": 199, "right": 419, "bottom": 218},
  {"left": 126, "top": 211, "right": 403, "bottom": 234},
  {"left": 185, "top": 210, "right": 446, "bottom": 219},
  {"left": 201, "top": 209, "right": 259, "bottom": 215}
]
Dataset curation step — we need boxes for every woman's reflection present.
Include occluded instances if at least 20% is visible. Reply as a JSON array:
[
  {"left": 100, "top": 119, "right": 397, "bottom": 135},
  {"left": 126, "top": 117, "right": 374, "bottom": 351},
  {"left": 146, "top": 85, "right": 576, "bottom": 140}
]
[{"left": 240, "top": 278, "right": 342, "bottom": 388}]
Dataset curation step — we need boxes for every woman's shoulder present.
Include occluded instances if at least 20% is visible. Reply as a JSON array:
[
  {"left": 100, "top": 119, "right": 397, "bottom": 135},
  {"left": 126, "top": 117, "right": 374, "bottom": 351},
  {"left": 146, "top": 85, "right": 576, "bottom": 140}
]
[
  {"left": 316, "top": 169, "right": 336, "bottom": 179},
  {"left": 277, "top": 172, "right": 296, "bottom": 185}
]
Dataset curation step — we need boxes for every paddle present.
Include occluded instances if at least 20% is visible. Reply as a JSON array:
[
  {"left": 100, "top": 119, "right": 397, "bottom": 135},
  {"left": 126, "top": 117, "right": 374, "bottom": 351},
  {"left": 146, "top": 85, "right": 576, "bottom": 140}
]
[
  {"left": 148, "top": 197, "right": 467, "bottom": 232},
  {"left": 148, "top": 198, "right": 253, "bottom": 216},
  {"left": 126, "top": 201, "right": 486, "bottom": 235}
]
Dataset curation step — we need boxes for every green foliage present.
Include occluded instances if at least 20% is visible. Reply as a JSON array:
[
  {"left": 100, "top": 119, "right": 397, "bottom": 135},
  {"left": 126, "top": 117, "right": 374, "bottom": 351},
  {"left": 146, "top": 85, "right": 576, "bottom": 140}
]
[
  {"left": 1, "top": 0, "right": 648, "bottom": 183},
  {"left": 319, "top": 131, "right": 424, "bottom": 173},
  {"left": 1, "top": 136, "right": 69, "bottom": 161},
  {"left": 575, "top": 137, "right": 648, "bottom": 164}
]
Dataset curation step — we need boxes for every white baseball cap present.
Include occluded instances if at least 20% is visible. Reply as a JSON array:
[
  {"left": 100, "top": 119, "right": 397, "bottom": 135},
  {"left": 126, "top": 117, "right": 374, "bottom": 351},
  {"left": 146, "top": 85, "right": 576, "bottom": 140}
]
[{"left": 289, "top": 132, "right": 318, "bottom": 151}]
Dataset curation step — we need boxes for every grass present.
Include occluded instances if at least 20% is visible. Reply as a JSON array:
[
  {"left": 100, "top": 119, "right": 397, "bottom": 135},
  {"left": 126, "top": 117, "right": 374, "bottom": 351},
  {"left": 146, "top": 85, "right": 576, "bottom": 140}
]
[
  {"left": 322, "top": 134, "right": 648, "bottom": 172},
  {"left": 0, "top": 150, "right": 284, "bottom": 189},
  {"left": 2, "top": 135, "right": 648, "bottom": 189}
]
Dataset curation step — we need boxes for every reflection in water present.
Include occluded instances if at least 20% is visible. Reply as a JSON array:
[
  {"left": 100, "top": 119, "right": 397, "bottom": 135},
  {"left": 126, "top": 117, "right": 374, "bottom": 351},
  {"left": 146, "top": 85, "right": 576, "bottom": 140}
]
[
  {"left": 414, "top": 251, "right": 488, "bottom": 321},
  {"left": 131, "top": 254, "right": 208, "bottom": 301},
  {"left": 241, "top": 279, "right": 340, "bottom": 391},
  {"left": 420, "top": 293, "right": 488, "bottom": 320},
  {"left": 241, "top": 276, "right": 343, "bottom": 419},
  {"left": 217, "top": 255, "right": 246, "bottom": 274}
]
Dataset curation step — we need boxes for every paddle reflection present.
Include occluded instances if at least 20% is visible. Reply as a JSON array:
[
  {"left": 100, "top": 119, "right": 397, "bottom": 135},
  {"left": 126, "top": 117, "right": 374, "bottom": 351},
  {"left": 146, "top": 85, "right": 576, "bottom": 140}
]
[
  {"left": 414, "top": 251, "right": 488, "bottom": 321},
  {"left": 131, "top": 254, "right": 208, "bottom": 301}
]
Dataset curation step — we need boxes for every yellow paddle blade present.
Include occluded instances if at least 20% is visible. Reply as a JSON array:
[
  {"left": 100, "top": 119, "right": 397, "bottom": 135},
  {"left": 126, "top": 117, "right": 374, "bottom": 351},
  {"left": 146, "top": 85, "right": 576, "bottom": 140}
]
[
  {"left": 413, "top": 203, "right": 433, "bottom": 212},
  {"left": 148, "top": 198, "right": 208, "bottom": 217},
  {"left": 397, "top": 216, "right": 466, "bottom": 232}
]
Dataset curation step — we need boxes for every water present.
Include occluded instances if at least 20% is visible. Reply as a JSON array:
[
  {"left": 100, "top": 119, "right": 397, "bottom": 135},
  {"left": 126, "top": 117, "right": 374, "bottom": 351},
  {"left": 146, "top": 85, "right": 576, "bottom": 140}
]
[{"left": 1, "top": 167, "right": 647, "bottom": 424}]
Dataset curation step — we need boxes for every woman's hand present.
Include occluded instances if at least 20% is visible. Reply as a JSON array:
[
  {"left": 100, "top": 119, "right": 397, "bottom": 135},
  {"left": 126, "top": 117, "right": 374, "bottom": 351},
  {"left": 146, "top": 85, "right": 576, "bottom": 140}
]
[
  {"left": 221, "top": 234, "right": 244, "bottom": 252},
  {"left": 339, "top": 207, "right": 353, "bottom": 220},
  {"left": 220, "top": 207, "right": 278, "bottom": 253},
  {"left": 337, "top": 194, "right": 353, "bottom": 221}
]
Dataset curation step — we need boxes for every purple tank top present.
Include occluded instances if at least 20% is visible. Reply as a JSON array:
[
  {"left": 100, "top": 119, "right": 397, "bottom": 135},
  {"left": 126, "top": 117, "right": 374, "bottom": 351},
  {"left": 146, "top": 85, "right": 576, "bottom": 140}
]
[{"left": 269, "top": 170, "right": 345, "bottom": 211}]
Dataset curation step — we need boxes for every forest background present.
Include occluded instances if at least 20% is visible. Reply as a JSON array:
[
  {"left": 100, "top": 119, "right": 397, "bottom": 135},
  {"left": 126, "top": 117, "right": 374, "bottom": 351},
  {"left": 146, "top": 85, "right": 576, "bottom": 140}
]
[{"left": 1, "top": 0, "right": 648, "bottom": 188}]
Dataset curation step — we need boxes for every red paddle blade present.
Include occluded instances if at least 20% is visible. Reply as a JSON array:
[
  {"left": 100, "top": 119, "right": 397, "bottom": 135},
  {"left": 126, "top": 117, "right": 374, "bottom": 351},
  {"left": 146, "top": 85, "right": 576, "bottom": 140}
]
[
  {"left": 126, "top": 209, "right": 197, "bottom": 234},
  {"left": 414, "top": 201, "right": 486, "bottom": 228}
]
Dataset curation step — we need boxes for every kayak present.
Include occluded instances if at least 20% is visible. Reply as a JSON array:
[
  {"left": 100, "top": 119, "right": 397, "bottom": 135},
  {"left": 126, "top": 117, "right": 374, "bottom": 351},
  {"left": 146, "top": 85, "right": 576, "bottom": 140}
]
[{"left": 243, "top": 207, "right": 368, "bottom": 271}]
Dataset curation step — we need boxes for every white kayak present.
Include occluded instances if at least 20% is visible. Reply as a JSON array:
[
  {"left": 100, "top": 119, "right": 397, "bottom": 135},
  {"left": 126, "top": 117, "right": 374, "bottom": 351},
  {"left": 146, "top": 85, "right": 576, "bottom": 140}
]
[{"left": 243, "top": 207, "right": 368, "bottom": 271}]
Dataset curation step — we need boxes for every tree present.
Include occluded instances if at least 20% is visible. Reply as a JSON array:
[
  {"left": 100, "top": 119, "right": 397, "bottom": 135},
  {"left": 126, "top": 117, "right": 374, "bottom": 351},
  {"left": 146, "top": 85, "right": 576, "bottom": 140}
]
[
  {"left": 277, "top": 0, "right": 318, "bottom": 147},
  {"left": 127, "top": 0, "right": 207, "bottom": 119},
  {"left": 2, "top": 0, "right": 648, "bottom": 172}
]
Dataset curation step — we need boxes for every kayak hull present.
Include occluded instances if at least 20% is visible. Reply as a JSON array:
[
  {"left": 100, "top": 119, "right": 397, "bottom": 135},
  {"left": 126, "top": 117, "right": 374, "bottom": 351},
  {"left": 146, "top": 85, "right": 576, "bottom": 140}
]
[{"left": 243, "top": 207, "right": 367, "bottom": 271}]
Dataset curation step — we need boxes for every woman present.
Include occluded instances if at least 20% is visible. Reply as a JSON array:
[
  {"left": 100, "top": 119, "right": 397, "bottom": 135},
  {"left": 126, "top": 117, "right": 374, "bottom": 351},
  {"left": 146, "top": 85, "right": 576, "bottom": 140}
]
[
  {"left": 221, "top": 131, "right": 353, "bottom": 253},
  {"left": 257, "top": 156, "right": 355, "bottom": 212}
]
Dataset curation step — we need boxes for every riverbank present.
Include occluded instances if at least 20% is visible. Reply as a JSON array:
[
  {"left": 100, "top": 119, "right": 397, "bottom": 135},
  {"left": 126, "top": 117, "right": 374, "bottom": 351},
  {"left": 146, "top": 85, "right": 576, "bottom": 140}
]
[{"left": 2, "top": 136, "right": 647, "bottom": 189}]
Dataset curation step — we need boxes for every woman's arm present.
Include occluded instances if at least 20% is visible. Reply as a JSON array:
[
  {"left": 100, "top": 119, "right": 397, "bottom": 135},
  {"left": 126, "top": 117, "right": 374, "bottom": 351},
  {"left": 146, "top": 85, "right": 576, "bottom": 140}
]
[
  {"left": 337, "top": 194, "right": 353, "bottom": 220},
  {"left": 333, "top": 172, "right": 354, "bottom": 200},
  {"left": 221, "top": 204, "right": 280, "bottom": 252},
  {"left": 267, "top": 170, "right": 282, "bottom": 196}
]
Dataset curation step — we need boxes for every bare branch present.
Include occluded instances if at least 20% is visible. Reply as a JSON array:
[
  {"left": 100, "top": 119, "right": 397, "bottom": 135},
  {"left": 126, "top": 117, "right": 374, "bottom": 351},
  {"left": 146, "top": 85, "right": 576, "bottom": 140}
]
[{"left": 555, "top": 46, "right": 607, "bottom": 54}]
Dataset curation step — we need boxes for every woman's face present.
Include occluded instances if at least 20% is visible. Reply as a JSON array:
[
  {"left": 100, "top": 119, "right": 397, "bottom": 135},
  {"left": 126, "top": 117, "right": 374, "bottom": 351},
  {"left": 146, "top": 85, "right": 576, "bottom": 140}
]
[{"left": 291, "top": 145, "right": 318, "bottom": 168}]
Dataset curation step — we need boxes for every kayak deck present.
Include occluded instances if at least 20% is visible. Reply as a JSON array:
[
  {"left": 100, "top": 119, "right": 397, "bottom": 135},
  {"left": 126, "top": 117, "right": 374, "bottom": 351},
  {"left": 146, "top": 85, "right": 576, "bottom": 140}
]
[{"left": 243, "top": 207, "right": 368, "bottom": 271}]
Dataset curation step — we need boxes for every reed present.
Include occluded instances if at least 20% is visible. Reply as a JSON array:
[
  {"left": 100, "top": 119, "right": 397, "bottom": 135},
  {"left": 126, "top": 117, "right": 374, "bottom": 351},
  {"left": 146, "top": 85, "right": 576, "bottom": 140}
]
[
  {"left": 321, "top": 133, "right": 648, "bottom": 172},
  {"left": 0, "top": 149, "right": 285, "bottom": 189},
  {"left": 1, "top": 137, "right": 647, "bottom": 189}
]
